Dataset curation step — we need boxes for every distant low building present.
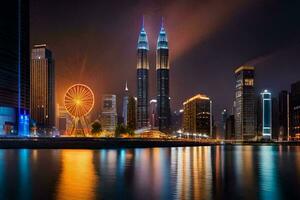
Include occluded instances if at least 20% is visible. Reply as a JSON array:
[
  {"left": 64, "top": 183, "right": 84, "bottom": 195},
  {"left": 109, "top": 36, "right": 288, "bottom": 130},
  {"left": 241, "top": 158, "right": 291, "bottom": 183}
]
[
  {"left": 183, "top": 94, "right": 212, "bottom": 137},
  {"left": 56, "top": 104, "right": 72, "bottom": 135},
  {"left": 171, "top": 109, "right": 183, "bottom": 133}
]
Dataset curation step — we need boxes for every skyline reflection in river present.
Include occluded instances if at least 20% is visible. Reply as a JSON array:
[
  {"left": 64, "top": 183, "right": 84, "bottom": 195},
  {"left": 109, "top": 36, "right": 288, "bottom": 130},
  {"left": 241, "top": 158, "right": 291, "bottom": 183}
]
[{"left": 0, "top": 146, "right": 299, "bottom": 199}]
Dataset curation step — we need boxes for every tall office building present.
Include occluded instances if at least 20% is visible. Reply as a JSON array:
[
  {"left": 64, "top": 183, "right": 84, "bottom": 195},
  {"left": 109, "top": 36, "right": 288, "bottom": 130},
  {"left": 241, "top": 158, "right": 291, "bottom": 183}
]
[
  {"left": 221, "top": 109, "right": 228, "bottom": 139},
  {"left": 183, "top": 94, "right": 212, "bottom": 136},
  {"left": 31, "top": 44, "right": 55, "bottom": 132},
  {"left": 0, "top": 0, "right": 30, "bottom": 135},
  {"left": 101, "top": 94, "right": 117, "bottom": 131},
  {"left": 225, "top": 115, "right": 235, "bottom": 140},
  {"left": 122, "top": 82, "right": 129, "bottom": 126},
  {"left": 149, "top": 99, "right": 158, "bottom": 129},
  {"left": 234, "top": 66, "right": 256, "bottom": 140},
  {"left": 261, "top": 90, "right": 272, "bottom": 140},
  {"left": 272, "top": 97, "right": 279, "bottom": 140},
  {"left": 127, "top": 96, "right": 137, "bottom": 131},
  {"left": 156, "top": 19, "right": 171, "bottom": 132},
  {"left": 136, "top": 18, "right": 149, "bottom": 128},
  {"left": 278, "top": 90, "right": 290, "bottom": 140},
  {"left": 291, "top": 81, "right": 300, "bottom": 139}
]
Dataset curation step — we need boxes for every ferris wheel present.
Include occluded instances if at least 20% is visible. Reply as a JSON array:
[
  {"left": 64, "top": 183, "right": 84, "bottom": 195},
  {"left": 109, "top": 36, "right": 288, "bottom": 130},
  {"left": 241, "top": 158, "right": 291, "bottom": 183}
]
[{"left": 64, "top": 84, "right": 94, "bottom": 135}]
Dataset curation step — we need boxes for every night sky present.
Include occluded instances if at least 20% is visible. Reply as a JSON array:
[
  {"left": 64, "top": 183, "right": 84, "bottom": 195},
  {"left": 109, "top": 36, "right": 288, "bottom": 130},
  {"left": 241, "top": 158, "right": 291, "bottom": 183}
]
[{"left": 30, "top": 0, "right": 300, "bottom": 124}]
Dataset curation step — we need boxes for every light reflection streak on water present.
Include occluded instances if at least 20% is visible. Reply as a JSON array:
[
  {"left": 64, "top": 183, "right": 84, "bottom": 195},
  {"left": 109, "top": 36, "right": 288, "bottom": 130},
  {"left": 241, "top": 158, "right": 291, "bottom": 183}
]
[
  {"left": 259, "top": 146, "right": 280, "bottom": 200},
  {"left": 0, "top": 150, "right": 4, "bottom": 199},
  {"left": 56, "top": 150, "right": 97, "bottom": 200},
  {"left": 0, "top": 146, "right": 299, "bottom": 199},
  {"left": 19, "top": 149, "right": 31, "bottom": 199}
]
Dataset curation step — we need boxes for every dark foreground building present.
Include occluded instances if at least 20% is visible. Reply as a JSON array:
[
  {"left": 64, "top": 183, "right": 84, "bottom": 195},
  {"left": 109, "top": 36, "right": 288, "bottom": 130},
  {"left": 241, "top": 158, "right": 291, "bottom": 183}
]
[
  {"left": 291, "top": 81, "right": 300, "bottom": 139},
  {"left": 278, "top": 90, "right": 290, "bottom": 140},
  {"left": 234, "top": 66, "right": 256, "bottom": 140},
  {"left": 0, "top": 0, "right": 30, "bottom": 135},
  {"left": 136, "top": 20, "right": 149, "bottom": 129},
  {"left": 156, "top": 20, "right": 171, "bottom": 132}
]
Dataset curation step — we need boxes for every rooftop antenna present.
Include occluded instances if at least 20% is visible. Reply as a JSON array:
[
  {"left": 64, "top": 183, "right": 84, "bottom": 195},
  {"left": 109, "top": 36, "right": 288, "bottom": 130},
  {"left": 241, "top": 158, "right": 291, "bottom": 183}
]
[{"left": 161, "top": 16, "right": 164, "bottom": 29}]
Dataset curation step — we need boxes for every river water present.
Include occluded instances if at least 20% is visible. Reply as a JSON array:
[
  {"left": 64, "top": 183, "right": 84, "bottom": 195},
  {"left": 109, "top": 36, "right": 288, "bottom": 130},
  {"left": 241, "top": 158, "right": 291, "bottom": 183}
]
[{"left": 0, "top": 145, "right": 299, "bottom": 200}]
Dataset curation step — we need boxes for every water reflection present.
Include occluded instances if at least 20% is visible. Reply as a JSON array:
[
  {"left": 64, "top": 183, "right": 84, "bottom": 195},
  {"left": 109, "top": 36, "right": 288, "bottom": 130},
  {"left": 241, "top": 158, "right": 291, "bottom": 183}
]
[
  {"left": 0, "top": 146, "right": 299, "bottom": 199},
  {"left": 56, "top": 150, "right": 97, "bottom": 200}
]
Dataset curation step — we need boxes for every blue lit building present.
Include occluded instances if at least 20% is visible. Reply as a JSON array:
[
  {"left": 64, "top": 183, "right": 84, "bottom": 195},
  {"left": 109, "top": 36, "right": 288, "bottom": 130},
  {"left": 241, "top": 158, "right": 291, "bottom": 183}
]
[
  {"left": 261, "top": 90, "right": 272, "bottom": 139},
  {"left": 136, "top": 18, "right": 149, "bottom": 128},
  {"left": 0, "top": 0, "right": 30, "bottom": 136},
  {"left": 156, "top": 18, "right": 171, "bottom": 132}
]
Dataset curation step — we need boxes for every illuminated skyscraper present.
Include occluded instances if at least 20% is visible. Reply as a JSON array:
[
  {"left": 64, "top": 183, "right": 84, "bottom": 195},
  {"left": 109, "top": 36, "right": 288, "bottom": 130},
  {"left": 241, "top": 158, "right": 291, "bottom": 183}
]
[
  {"left": 136, "top": 18, "right": 149, "bottom": 128},
  {"left": 261, "top": 90, "right": 272, "bottom": 139},
  {"left": 156, "top": 18, "right": 171, "bottom": 132},
  {"left": 183, "top": 94, "right": 212, "bottom": 137},
  {"left": 234, "top": 66, "right": 256, "bottom": 140},
  {"left": 0, "top": 0, "right": 30, "bottom": 135},
  {"left": 122, "top": 82, "right": 129, "bottom": 126},
  {"left": 31, "top": 44, "right": 55, "bottom": 132}
]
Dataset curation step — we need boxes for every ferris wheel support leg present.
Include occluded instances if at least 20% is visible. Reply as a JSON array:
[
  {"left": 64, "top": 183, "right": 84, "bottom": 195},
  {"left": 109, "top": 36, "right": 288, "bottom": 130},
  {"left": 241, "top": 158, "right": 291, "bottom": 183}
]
[{"left": 82, "top": 116, "right": 89, "bottom": 136}]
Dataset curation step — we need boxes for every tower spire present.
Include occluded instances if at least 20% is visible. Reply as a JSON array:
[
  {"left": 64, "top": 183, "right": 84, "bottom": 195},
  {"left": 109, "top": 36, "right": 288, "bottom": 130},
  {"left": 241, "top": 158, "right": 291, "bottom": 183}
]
[
  {"left": 157, "top": 17, "right": 168, "bottom": 49},
  {"left": 137, "top": 15, "right": 149, "bottom": 50},
  {"left": 161, "top": 16, "right": 164, "bottom": 30}
]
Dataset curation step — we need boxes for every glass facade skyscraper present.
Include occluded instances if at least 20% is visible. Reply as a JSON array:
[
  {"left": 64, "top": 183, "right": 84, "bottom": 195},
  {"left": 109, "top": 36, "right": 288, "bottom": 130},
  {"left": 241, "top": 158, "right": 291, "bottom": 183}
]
[
  {"left": 156, "top": 19, "right": 171, "bottom": 132},
  {"left": 136, "top": 19, "right": 149, "bottom": 129},
  {"left": 234, "top": 66, "right": 256, "bottom": 140},
  {"left": 261, "top": 90, "right": 272, "bottom": 139},
  {"left": 0, "top": 0, "right": 30, "bottom": 135}
]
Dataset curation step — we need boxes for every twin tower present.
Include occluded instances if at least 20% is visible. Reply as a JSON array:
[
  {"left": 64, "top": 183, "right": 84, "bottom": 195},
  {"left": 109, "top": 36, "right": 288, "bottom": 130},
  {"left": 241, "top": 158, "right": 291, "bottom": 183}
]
[{"left": 136, "top": 18, "right": 170, "bottom": 132}]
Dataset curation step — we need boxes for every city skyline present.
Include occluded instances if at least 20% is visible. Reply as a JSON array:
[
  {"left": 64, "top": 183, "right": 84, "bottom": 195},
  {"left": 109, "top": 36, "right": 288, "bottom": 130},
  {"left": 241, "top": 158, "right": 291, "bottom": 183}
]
[
  {"left": 2, "top": 1, "right": 300, "bottom": 199},
  {"left": 30, "top": 0, "right": 300, "bottom": 123}
]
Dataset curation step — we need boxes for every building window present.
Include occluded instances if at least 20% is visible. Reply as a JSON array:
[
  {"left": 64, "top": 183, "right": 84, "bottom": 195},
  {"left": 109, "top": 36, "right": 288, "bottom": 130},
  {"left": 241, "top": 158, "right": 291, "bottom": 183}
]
[{"left": 244, "top": 79, "right": 254, "bottom": 86}]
